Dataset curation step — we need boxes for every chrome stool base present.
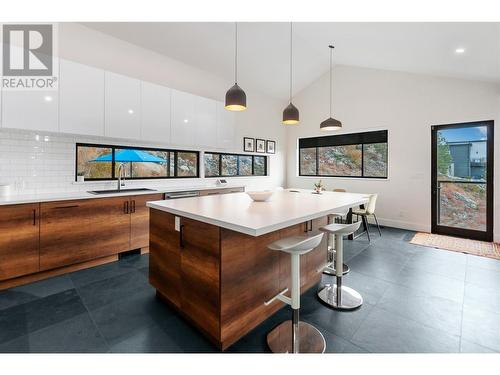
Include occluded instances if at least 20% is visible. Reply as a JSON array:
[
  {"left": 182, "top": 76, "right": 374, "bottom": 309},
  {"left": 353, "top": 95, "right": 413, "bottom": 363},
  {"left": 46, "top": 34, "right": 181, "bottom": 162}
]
[
  {"left": 317, "top": 284, "right": 363, "bottom": 310},
  {"left": 322, "top": 262, "right": 350, "bottom": 276},
  {"left": 267, "top": 320, "right": 326, "bottom": 353}
]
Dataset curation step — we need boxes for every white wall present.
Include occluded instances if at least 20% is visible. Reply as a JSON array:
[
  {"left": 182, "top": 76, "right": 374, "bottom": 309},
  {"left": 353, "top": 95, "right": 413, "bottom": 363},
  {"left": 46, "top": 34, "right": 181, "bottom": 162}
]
[
  {"left": 0, "top": 23, "right": 286, "bottom": 194},
  {"left": 286, "top": 65, "right": 500, "bottom": 240}
]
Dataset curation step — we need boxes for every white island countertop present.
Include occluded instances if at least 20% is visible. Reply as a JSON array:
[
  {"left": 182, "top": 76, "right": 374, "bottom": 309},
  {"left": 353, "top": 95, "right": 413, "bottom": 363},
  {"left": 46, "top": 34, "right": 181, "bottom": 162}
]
[{"left": 147, "top": 189, "right": 369, "bottom": 236}]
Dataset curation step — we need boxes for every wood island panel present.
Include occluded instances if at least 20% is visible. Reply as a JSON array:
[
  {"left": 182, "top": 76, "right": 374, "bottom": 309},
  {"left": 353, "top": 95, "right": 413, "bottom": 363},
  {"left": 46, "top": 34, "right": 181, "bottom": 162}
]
[
  {"left": 150, "top": 209, "right": 182, "bottom": 307},
  {"left": 149, "top": 211, "right": 328, "bottom": 350}
]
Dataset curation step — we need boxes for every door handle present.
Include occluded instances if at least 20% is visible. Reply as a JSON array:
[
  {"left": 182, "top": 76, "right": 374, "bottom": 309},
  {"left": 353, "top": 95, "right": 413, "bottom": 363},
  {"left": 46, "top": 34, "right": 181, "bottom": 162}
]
[
  {"left": 32, "top": 209, "right": 36, "bottom": 226},
  {"left": 131, "top": 200, "right": 136, "bottom": 213},
  {"left": 124, "top": 201, "right": 129, "bottom": 214}
]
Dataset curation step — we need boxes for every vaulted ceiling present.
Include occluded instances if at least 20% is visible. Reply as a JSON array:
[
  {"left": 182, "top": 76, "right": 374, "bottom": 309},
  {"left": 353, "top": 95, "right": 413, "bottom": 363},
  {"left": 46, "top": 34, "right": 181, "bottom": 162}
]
[{"left": 83, "top": 22, "right": 500, "bottom": 100}]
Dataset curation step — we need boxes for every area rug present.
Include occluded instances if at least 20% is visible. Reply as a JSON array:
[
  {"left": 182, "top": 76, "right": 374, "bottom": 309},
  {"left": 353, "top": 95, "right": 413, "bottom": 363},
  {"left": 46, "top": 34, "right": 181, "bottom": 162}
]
[{"left": 410, "top": 232, "right": 500, "bottom": 260}]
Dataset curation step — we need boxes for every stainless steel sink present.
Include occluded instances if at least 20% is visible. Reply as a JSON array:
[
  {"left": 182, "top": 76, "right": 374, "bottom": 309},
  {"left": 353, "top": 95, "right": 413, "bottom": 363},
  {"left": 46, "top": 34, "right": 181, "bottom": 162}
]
[{"left": 88, "top": 188, "right": 157, "bottom": 195}]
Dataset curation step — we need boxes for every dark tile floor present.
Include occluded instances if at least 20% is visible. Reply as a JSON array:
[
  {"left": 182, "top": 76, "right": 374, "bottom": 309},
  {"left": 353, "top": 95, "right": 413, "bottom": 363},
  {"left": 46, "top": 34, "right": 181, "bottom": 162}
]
[{"left": 1, "top": 226, "right": 500, "bottom": 353}]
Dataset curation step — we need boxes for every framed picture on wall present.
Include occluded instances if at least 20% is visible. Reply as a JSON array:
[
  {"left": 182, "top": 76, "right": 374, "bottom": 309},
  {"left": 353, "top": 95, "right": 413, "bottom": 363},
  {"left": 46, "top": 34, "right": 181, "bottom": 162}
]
[
  {"left": 256, "top": 139, "right": 266, "bottom": 153},
  {"left": 243, "top": 137, "right": 255, "bottom": 152},
  {"left": 266, "top": 140, "right": 276, "bottom": 154}
]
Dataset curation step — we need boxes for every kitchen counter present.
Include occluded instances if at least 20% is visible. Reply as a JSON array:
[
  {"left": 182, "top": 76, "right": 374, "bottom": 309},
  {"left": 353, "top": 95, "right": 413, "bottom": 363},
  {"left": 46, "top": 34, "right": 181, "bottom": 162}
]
[
  {"left": 0, "top": 184, "right": 245, "bottom": 206},
  {"left": 147, "top": 189, "right": 369, "bottom": 236},
  {"left": 147, "top": 188, "right": 369, "bottom": 350}
]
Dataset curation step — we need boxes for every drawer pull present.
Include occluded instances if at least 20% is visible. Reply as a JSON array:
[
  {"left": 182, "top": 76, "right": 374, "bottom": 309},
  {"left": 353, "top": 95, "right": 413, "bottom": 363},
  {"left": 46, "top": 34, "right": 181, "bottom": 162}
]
[
  {"left": 32, "top": 209, "right": 36, "bottom": 225},
  {"left": 52, "top": 205, "right": 79, "bottom": 209}
]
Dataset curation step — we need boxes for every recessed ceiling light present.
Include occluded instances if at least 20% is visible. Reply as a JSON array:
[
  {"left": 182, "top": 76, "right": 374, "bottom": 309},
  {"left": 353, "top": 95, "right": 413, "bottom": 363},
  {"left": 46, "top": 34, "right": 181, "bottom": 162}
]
[
  {"left": 44, "top": 96, "right": 53, "bottom": 102},
  {"left": 455, "top": 48, "right": 465, "bottom": 54},
  {"left": 128, "top": 109, "right": 134, "bottom": 114},
  {"left": 183, "top": 119, "right": 189, "bottom": 123}
]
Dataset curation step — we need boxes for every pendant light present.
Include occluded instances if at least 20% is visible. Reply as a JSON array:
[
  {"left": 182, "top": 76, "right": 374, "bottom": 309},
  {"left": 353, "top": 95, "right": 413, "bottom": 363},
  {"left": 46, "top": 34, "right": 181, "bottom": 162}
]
[
  {"left": 282, "top": 22, "right": 299, "bottom": 125},
  {"left": 320, "top": 45, "right": 342, "bottom": 131},
  {"left": 225, "top": 22, "right": 247, "bottom": 111}
]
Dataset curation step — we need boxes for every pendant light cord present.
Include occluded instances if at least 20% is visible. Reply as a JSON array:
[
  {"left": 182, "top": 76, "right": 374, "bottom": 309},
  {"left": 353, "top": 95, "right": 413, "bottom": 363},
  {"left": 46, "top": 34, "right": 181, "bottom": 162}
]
[
  {"left": 235, "top": 22, "right": 238, "bottom": 84},
  {"left": 329, "top": 45, "right": 334, "bottom": 117},
  {"left": 289, "top": 22, "right": 293, "bottom": 103}
]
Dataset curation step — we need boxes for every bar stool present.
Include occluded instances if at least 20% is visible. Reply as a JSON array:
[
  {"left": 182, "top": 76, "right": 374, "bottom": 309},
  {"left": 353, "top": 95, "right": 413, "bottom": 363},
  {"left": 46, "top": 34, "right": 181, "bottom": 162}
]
[
  {"left": 265, "top": 232, "right": 326, "bottom": 353},
  {"left": 323, "top": 214, "right": 350, "bottom": 277},
  {"left": 317, "top": 221, "right": 363, "bottom": 310}
]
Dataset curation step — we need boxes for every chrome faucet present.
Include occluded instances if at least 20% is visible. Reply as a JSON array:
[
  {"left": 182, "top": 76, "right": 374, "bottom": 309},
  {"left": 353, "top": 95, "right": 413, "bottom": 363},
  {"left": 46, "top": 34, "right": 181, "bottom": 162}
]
[{"left": 117, "top": 163, "right": 126, "bottom": 191}]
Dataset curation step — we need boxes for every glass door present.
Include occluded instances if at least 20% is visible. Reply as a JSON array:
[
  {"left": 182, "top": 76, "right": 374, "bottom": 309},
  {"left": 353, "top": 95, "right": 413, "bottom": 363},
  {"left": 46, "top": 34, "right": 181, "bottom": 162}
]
[{"left": 431, "top": 121, "right": 494, "bottom": 241}]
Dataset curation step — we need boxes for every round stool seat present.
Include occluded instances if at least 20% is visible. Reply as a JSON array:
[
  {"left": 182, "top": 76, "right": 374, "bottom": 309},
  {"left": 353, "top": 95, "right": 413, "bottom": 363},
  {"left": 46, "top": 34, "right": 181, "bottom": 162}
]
[
  {"left": 267, "top": 233, "right": 323, "bottom": 255},
  {"left": 320, "top": 221, "right": 361, "bottom": 235}
]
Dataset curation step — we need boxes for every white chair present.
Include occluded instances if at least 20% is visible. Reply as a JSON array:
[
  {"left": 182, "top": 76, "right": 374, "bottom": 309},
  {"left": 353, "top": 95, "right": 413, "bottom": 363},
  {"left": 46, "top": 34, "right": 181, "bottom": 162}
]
[
  {"left": 318, "top": 221, "right": 363, "bottom": 310},
  {"left": 352, "top": 193, "right": 381, "bottom": 241},
  {"left": 265, "top": 233, "right": 326, "bottom": 353}
]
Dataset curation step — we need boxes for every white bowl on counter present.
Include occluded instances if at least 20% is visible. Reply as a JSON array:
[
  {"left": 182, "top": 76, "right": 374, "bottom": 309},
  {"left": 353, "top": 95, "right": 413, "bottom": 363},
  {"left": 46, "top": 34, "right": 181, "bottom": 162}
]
[{"left": 246, "top": 190, "right": 274, "bottom": 202}]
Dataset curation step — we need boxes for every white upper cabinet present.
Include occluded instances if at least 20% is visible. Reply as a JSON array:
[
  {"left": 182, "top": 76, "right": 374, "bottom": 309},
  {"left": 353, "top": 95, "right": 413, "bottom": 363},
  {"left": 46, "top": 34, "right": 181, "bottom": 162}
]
[
  {"left": 105, "top": 72, "right": 141, "bottom": 139},
  {"left": 59, "top": 59, "right": 105, "bottom": 136},
  {"left": 2, "top": 89, "right": 59, "bottom": 132},
  {"left": 170, "top": 89, "right": 196, "bottom": 146},
  {"left": 216, "top": 102, "right": 235, "bottom": 150},
  {"left": 141, "top": 81, "right": 171, "bottom": 143},
  {"left": 194, "top": 96, "right": 217, "bottom": 148}
]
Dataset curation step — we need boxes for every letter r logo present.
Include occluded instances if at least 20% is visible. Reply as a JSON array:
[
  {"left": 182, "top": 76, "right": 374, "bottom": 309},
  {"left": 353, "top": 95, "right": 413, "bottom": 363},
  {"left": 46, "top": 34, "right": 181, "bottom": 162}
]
[{"left": 3, "top": 24, "right": 53, "bottom": 76}]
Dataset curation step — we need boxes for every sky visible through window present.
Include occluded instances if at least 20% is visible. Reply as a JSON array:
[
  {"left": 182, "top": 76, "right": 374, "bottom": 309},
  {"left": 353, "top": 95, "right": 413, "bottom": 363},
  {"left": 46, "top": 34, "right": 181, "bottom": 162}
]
[{"left": 439, "top": 126, "right": 487, "bottom": 142}]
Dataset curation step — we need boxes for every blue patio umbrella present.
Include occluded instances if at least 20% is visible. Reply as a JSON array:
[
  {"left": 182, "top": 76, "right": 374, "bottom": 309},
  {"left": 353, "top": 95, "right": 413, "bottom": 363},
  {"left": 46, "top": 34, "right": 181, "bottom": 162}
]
[
  {"left": 91, "top": 149, "right": 167, "bottom": 163},
  {"left": 90, "top": 149, "right": 167, "bottom": 176}
]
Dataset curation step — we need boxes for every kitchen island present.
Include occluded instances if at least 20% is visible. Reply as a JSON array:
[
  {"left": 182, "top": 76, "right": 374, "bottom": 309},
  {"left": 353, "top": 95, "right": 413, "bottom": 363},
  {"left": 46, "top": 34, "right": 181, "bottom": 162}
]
[{"left": 146, "top": 190, "right": 369, "bottom": 350}]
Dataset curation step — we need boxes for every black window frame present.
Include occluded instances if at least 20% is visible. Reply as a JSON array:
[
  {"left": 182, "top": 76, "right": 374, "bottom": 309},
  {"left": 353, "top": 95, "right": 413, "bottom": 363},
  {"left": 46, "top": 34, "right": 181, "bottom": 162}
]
[
  {"left": 75, "top": 142, "right": 200, "bottom": 181},
  {"left": 204, "top": 152, "right": 268, "bottom": 177},
  {"left": 298, "top": 130, "right": 388, "bottom": 179}
]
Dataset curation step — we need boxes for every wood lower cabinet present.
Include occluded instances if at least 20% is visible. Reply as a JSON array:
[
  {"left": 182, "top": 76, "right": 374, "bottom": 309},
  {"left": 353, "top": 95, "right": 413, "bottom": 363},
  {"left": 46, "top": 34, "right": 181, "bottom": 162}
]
[
  {"left": 0, "top": 203, "right": 40, "bottom": 281},
  {"left": 130, "top": 193, "right": 163, "bottom": 250},
  {"left": 39, "top": 193, "right": 162, "bottom": 271},
  {"left": 40, "top": 197, "right": 130, "bottom": 270}
]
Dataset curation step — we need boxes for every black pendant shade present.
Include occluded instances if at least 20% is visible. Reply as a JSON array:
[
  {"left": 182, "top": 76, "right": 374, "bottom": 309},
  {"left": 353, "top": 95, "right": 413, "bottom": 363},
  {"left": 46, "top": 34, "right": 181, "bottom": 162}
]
[
  {"left": 320, "top": 117, "right": 342, "bottom": 131},
  {"left": 225, "top": 23, "right": 247, "bottom": 112},
  {"left": 225, "top": 83, "right": 247, "bottom": 111},
  {"left": 320, "top": 45, "right": 342, "bottom": 131},
  {"left": 282, "top": 102, "right": 299, "bottom": 125}
]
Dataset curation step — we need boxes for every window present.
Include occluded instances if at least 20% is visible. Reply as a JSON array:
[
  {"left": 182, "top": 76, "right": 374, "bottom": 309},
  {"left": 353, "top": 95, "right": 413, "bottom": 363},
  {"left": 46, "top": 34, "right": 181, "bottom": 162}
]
[
  {"left": 298, "top": 130, "right": 388, "bottom": 178},
  {"left": 204, "top": 152, "right": 268, "bottom": 177},
  {"left": 76, "top": 143, "right": 199, "bottom": 181}
]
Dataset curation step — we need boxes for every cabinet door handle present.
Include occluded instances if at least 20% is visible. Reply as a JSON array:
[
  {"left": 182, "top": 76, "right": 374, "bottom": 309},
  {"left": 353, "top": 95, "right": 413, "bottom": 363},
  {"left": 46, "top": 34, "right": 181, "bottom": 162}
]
[
  {"left": 124, "top": 201, "right": 129, "bottom": 214},
  {"left": 179, "top": 224, "right": 185, "bottom": 248},
  {"left": 32, "top": 209, "right": 36, "bottom": 225},
  {"left": 52, "top": 205, "right": 79, "bottom": 209},
  {"left": 131, "top": 200, "right": 136, "bottom": 213}
]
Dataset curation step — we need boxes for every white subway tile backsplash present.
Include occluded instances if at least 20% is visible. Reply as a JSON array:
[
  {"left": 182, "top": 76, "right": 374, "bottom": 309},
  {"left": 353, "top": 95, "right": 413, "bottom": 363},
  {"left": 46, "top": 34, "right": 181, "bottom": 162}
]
[{"left": 0, "top": 128, "right": 276, "bottom": 195}]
